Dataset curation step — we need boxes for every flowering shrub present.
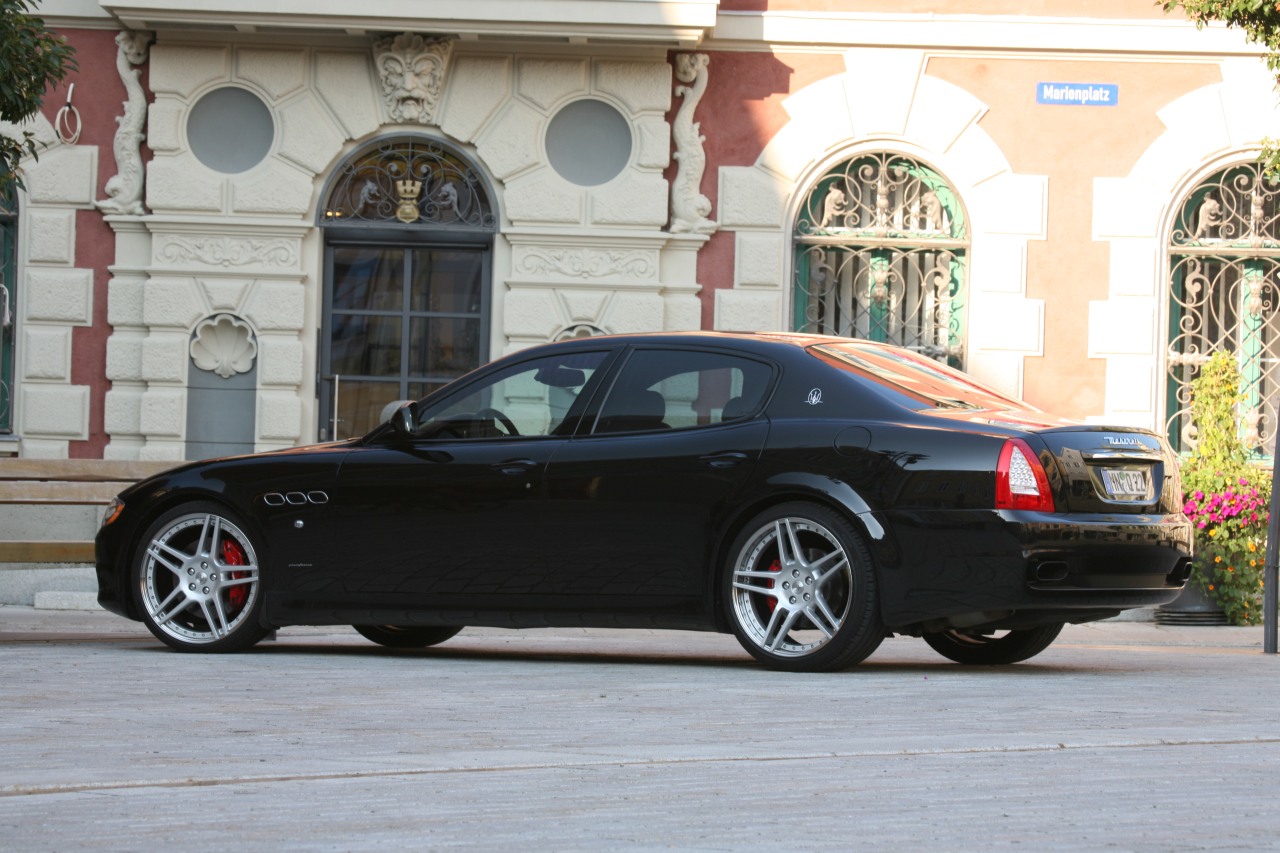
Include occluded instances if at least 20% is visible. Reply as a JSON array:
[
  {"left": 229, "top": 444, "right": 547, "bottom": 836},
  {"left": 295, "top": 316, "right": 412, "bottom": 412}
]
[
  {"left": 1179, "top": 352, "right": 1272, "bottom": 625},
  {"left": 1182, "top": 474, "right": 1270, "bottom": 625}
]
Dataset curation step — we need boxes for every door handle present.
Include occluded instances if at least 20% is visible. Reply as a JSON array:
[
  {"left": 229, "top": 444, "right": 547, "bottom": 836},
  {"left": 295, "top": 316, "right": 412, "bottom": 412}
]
[
  {"left": 700, "top": 451, "right": 748, "bottom": 468},
  {"left": 491, "top": 458, "right": 537, "bottom": 476}
]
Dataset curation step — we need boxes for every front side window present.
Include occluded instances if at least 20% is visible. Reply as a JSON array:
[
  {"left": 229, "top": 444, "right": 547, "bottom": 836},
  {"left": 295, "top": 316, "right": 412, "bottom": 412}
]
[
  {"left": 413, "top": 351, "right": 608, "bottom": 440},
  {"left": 1166, "top": 161, "right": 1280, "bottom": 456},
  {"left": 593, "top": 350, "right": 773, "bottom": 434},
  {"left": 793, "top": 152, "right": 968, "bottom": 368}
]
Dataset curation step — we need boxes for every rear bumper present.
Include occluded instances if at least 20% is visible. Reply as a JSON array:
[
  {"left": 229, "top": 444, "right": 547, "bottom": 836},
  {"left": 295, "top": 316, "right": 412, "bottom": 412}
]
[{"left": 872, "top": 509, "right": 1194, "bottom": 628}]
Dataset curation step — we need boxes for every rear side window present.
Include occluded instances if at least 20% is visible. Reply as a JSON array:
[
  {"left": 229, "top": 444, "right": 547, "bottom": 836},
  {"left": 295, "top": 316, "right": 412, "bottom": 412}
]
[{"left": 593, "top": 349, "right": 772, "bottom": 434}]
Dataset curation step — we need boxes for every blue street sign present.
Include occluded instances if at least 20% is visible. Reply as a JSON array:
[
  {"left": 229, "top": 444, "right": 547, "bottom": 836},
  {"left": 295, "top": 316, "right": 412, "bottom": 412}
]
[{"left": 1037, "top": 82, "right": 1119, "bottom": 106}]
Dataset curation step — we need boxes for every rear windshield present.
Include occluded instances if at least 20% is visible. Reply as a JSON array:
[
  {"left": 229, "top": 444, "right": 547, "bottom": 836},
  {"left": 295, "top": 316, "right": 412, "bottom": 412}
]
[{"left": 809, "top": 342, "right": 1029, "bottom": 412}]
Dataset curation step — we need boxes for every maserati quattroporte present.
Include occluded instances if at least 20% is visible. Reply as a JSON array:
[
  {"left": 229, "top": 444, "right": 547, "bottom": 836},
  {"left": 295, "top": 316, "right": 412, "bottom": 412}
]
[{"left": 96, "top": 332, "right": 1193, "bottom": 671}]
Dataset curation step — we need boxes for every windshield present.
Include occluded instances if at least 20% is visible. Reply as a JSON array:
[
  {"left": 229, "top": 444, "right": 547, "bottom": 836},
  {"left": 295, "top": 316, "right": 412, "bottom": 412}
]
[{"left": 809, "top": 342, "right": 1030, "bottom": 412}]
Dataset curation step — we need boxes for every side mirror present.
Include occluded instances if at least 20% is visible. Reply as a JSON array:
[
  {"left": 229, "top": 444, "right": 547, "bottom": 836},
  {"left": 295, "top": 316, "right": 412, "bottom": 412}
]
[{"left": 388, "top": 401, "right": 419, "bottom": 437}]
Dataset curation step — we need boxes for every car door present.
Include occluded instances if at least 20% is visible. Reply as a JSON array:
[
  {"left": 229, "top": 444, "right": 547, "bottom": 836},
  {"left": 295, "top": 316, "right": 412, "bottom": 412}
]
[
  {"left": 539, "top": 347, "right": 775, "bottom": 623},
  {"left": 309, "top": 349, "right": 612, "bottom": 615}
]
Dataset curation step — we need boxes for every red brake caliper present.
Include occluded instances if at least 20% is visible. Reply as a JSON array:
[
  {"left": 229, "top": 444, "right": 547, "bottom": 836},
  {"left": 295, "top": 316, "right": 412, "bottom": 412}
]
[
  {"left": 220, "top": 537, "right": 248, "bottom": 611},
  {"left": 766, "top": 558, "right": 781, "bottom": 612}
]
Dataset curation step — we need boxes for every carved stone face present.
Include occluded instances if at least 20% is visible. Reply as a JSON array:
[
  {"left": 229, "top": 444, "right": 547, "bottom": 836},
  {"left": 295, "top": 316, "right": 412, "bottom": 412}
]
[{"left": 373, "top": 33, "right": 452, "bottom": 125}]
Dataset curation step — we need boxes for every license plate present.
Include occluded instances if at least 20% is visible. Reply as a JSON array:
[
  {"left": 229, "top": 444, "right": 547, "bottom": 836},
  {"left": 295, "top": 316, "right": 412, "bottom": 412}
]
[{"left": 1100, "top": 468, "right": 1149, "bottom": 499}]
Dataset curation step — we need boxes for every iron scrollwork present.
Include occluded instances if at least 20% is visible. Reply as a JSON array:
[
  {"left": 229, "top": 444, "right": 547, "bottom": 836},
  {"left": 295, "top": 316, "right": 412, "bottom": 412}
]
[
  {"left": 1166, "top": 162, "right": 1280, "bottom": 455},
  {"left": 793, "top": 152, "right": 967, "bottom": 366},
  {"left": 321, "top": 137, "right": 495, "bottom": 231}
]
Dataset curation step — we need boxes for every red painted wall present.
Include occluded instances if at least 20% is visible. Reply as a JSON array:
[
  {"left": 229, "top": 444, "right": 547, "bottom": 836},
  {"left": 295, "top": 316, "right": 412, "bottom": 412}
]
[
  {"left": 39, "top": 28, "right": 141, "bottom": 458},
  {"left": 669, "top": 49, "right": 843, "bottom": 328}
]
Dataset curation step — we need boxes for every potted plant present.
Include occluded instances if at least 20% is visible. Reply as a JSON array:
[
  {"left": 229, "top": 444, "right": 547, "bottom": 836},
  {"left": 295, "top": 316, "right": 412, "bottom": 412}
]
[{"left": 1168, "top": 352, "right": 1272, "bottom": 626}]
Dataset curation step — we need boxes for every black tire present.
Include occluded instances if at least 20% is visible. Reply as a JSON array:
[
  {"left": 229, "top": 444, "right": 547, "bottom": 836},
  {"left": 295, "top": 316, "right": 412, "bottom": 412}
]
[
  {"left": 354, "top": 625, "right": 463, "bottom": 648},
  {"left": 724, "top": 502, "right": 884, "bottom": 672},
  {"left": 132, "top": 501, "right": 269, "bottom": 653},
  {"left": 922, "top": 623, "right": 1064, "bottom": 665}
]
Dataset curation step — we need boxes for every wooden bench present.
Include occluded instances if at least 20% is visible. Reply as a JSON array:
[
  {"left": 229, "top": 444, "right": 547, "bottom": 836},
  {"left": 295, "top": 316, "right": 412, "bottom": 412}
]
[{"left": 0, "top": 460, "right": 174, "bottom": 566}]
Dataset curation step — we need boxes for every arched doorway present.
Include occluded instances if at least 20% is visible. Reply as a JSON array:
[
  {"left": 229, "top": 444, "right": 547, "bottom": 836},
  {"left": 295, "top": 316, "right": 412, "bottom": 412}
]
[
  {"left": 791, "top": 151, "right": 969, "bottom": 368},
  {"left": 1166, "top": 160, "right": 1280, "bottom": 456},
  {"left": 318, "top": 136, "right": 497, "bottom": 440}
]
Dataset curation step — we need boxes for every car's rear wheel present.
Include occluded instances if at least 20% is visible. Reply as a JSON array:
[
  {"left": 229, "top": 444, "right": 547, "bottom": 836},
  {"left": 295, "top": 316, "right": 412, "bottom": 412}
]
[
  {"left": 354, "top": 625, "right": 462, "bottom": 648},
  {"left": 725, "top": 502, "right": 884, "bottom": 672},
  {"left": 132, "top": 501, "right": 268, "bottom": 652},
  {"left": 922, "top": 624, "right": 1063, "bottom": 665}
]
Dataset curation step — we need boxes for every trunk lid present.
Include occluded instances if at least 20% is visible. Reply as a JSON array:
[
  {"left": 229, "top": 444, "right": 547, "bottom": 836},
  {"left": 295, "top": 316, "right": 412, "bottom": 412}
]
[{"left": 1030, "top": 427, "right": 1180, "bottom": 514}]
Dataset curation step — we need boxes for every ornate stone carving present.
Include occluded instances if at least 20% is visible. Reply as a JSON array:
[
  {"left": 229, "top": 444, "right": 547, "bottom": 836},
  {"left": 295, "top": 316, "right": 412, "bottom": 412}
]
[
  {"left": 190, "top": 313, "right": 257, "bottom": 379},
  {"left": 96, "top": 30, "right": 153, "bottom": 216},
  {"left": 372, "top": 33, "right": 453, "bottom": 125},
  {"left": 156, "top": 236, "right": 297, "bottom": 268},
  {"left": 515, "top": 247, "right": 656, "bottom": 281},
  {"left": 669, "top": 53, "right": 716, "bottom": 235},
  {"left": 555, "top": 324, "right": 607, "bottom": 341}
]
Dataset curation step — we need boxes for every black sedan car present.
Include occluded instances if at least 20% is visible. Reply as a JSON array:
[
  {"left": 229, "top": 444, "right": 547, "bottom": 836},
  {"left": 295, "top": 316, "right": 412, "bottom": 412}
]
[{"left": 96, "top": 332, "right": 1193, "bottom": 671}]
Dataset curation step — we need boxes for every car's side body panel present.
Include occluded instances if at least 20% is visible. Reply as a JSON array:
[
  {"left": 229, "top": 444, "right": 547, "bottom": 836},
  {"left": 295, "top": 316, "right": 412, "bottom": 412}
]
[{"left": 95, "top": 332, "right": 1196, "bottom": 648}]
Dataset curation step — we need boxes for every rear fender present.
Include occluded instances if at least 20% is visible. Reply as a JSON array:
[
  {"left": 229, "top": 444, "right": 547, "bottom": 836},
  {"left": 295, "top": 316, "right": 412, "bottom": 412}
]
[{"left": 707, "top": 472, "right": 895, "bottom": 632}]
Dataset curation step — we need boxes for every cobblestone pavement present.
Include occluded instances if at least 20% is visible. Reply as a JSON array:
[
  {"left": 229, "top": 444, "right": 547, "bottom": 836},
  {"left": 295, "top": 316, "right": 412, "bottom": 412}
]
[{"left": 0, "top": 606, "right": 1276, "bottom": 851}]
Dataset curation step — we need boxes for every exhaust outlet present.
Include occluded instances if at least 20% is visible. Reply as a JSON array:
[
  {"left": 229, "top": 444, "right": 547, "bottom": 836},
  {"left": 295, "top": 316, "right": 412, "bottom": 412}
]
[
  {"left": 1167, "top": 558, "right": 1194, "bottom": 585},
  {"left": 1033, "top": 561, "right": 1070, "bottom": 583}
]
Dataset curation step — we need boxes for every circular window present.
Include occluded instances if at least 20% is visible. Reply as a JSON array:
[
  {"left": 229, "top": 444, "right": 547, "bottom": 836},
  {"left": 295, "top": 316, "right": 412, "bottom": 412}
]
[
  {"left": 545, "top": 99, "right": 632, "bottom": 186},
  {"left": 187, "top": 87, "right": 275, "bottom": 174}
]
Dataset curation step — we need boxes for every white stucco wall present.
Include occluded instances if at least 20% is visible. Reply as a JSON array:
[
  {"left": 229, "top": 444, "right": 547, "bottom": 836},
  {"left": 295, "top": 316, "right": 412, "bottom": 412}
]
[
  {"left": 715, "top": 48, "right": 1047, "bottom": 400},
  {"left": 104, "top": 36, "right": 695, "bottom": 457},
  {"left": 1, "top": 112, "right": 97, "bottom": 458}
]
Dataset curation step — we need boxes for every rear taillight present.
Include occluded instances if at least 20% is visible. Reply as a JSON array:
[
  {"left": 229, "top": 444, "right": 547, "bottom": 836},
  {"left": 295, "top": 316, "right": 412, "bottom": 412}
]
[{"left": 996, "top": 438, "right": 1055, "bottom": 512}]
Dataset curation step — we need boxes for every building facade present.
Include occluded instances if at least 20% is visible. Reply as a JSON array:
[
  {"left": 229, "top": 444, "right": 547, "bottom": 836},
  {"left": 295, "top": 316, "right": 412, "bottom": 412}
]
[{"left": 3, "top": 0, "right": 1278, "bottom": 460}]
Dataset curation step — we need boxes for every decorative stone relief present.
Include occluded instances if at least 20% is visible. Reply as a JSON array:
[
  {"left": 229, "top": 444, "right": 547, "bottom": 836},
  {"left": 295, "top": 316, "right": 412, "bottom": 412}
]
[
  {"left": 555, "top": 324, "right": 607, "bottom": 341},
  {"left": 96, "top": 30, "right": 153, "bottom": 216},
  {"left": 514, "top": 247, "right": 657, "bottom": 281},
  {"left": 155, "top": 235, "right": 297, "bottom": 268},
  {"left": 372, "top": 33, "right": 453, "bottom": 125},
  {"left": 190, "top": 313, "right": 257, "bottom": 379},
  {"left": 669, "top": 53, "right": 716, "bottom": 235}
]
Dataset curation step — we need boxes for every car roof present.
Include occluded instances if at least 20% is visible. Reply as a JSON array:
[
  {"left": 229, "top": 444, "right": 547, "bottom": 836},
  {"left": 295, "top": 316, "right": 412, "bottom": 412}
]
[{"left": 526, "top": 330, "right": 853, "bottom": 356}]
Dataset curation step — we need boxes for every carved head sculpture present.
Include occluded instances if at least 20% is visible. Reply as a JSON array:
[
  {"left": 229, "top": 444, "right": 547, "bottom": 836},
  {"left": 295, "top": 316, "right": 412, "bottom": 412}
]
[{"left": 373, "top": 33, "right": 453, "bottom": 125}]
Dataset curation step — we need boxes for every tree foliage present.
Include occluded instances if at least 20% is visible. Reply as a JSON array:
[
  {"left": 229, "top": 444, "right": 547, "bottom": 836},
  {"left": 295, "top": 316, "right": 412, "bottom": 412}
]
[
  {"left": 0, "top": 0, "right": 76, "bottom": 196},
  {"left": 1165, "top": 0, "right": 1280, "bottom": 68},
  {"left": 1164, "top": 1, "right": 1280, "bottom": 175}
]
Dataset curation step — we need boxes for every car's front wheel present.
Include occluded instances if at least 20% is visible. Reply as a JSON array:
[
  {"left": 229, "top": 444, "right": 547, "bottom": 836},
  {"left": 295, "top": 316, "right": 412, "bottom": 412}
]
[
  {"left": 922, "top": 624, "right": 1063, "bottom": 665},
  {"left": 132, "top": 501, "right": 269, "bottom": 652},
  {"left": 354, "top": 625, "right": 462, "bottom": 648},
  {"left": 724, "top": 502, "right": 884, "bottom": 672}
]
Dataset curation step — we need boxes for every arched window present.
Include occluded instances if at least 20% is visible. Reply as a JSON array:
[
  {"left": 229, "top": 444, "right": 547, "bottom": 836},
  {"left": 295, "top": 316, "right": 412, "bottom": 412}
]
[
  {"left": 1166, "top": 161, "right": 1280, "bottom": 455},
  {"left": 321, "top": 136, "right": 496, "bottom": 230},
  {"left": 317, "top": 137, "right": 497, "bottom": 440},
  {"left": 792, "top": 151, "right": 968, "bottom": 368}
]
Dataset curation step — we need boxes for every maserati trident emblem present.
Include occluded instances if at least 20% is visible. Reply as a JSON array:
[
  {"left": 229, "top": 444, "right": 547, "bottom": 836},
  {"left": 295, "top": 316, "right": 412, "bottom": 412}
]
[{"left": 806, "top": 388, "right": 823, "bottom": 406}]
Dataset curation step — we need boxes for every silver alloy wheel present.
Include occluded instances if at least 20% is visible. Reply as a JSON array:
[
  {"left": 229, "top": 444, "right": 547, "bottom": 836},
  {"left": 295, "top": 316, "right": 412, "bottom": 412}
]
[
  {"left": 140, "top": 511, "right": 260, "bottom": 646},
  {"left": 730, "top": 516, "right": 853, "bottom": 658}
]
